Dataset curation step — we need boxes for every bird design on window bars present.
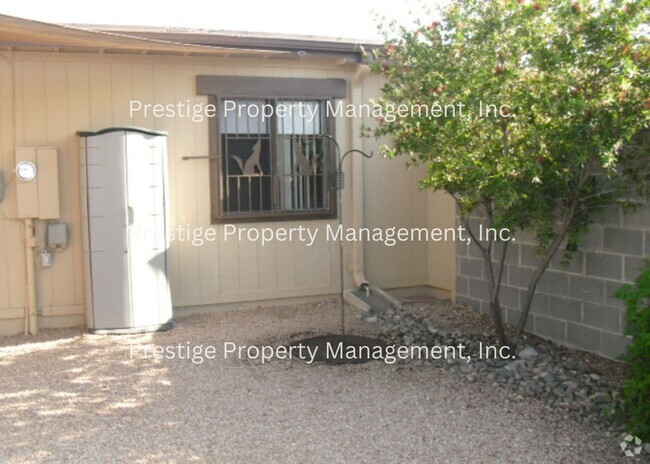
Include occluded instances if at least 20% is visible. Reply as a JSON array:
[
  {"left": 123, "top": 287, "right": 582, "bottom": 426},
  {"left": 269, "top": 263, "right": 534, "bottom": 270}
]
[
  {"left": 231, "top": 140, "right": 263, "bottom": 175},
  {"left": 294, "top": 138, "right": 321, "bottom": 175}
]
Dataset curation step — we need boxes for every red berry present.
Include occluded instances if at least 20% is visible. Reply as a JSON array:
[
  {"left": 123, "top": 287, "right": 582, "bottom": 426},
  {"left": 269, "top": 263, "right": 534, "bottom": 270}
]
[{"left": 533, "top": 3, "right": 542, "bottom": 10}]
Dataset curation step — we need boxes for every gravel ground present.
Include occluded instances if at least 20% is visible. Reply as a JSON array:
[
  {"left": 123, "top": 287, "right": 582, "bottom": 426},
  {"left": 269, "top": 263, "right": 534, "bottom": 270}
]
[
  {"left": 366, "top": 301, "right": 631, "bottom": 433},
  {"left": 0, "top": 300, "right": 638, "bottom": 463}
]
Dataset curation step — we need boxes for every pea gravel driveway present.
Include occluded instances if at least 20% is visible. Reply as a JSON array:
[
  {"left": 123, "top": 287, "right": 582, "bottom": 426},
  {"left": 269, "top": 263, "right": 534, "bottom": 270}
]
[{"left": 0, "top": 301, "right": 630, "bottom": 463}]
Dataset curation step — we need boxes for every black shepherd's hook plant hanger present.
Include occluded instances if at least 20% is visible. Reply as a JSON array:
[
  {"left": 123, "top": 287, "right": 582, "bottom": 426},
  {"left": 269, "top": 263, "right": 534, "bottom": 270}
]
[{"left": 318, "top": 134, "right": 373, "bottom": 335}]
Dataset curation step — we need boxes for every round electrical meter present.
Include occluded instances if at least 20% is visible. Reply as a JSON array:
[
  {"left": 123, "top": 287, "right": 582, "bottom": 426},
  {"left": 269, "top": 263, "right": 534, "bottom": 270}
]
[{"left": 15, "top": 161, "right": 37, "bottom": 181}]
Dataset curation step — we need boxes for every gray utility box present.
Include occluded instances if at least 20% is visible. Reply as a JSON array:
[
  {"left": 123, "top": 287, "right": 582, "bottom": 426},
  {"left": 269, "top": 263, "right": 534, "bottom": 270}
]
[{"left": 78, "top": 127, "right": 173, "bottom": 333}]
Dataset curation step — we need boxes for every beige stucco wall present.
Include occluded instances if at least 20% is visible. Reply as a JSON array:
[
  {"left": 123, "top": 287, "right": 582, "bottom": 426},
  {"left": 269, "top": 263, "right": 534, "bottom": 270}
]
[{"left": 0, "top": 51, "right": 456, "bottom": 336}]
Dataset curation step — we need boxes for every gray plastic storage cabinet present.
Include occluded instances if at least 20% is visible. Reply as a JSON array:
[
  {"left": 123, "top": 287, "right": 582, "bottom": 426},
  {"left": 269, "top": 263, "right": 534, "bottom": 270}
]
[{"left": 78, "top": 127, "right": 173, "bottom": 333}]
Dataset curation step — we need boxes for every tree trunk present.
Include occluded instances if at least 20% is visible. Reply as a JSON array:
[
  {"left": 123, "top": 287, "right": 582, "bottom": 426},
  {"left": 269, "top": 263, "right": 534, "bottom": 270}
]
[
  {"left": 459, "top": 209, "right": 510, "bottom": 347},
  {"left": 483, "top": 247, "right": 510, "bottom": 347},
  {"left": 489, "top": 300, "right": 509, "bottom": 347},
  {"left": 514, "top": 203, "right": 577, "bottom": 340}
]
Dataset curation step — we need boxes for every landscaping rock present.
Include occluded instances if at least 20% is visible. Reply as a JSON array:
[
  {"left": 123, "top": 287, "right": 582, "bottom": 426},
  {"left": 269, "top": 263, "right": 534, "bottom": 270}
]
[
  {"left": 517, "top": 346, "right": 538, "bottom": 359},
  {"left": 362, "top": 303, "right": 626, "bottom": 435}
]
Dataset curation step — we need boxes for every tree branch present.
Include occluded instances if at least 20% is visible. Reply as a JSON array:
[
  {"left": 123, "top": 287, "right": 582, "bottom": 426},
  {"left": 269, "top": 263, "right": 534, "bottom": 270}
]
[{"left": 514, "top": 198, "right": 578, "bottom": 340}]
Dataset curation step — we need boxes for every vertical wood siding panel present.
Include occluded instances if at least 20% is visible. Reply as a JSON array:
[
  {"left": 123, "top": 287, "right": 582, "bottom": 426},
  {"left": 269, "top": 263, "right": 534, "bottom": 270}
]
[
  {"left": 0, "top": 58, "right": 18, "bottom": 218},
  {"left": 5, "top": 221, "right": 26, "bottom": 309},
  {"left": 2, "top": 59, "right": 25, "bottom": 310},
  {"left": 152, "top": 64, "right": 182, "bottom": 300},
  {"left": 0, "top": 59, "right": 15, "bottom": 310},
  {"left": 44, "top": 61, "right": 75, "bottom": 307},
  {"left": 233, "top": 66, "right": 255, "bottom": 77},
  {"left": 66, "top": 61, "right": 91, "bottom": 305},
  {"left": 219, "top": 224, "right": 241, "bottom": 295},
  {"left": 256, "top": 226, "right": 278, "bottom": 292},
  {"left": 238, "top": 235, "right": 259, "bottom": 294},
  {"left": 172, "top": 64, "right": 201, "bottom": 300},
  {"left": 131, "top": 63, "right": 154, "bottom": 129},
  {"left": 13, "top": 62, "right": 24, "bottom": 147},
  {"left": 275, "top": 232, "right": 296, "bottom": 291},
  {"left": 89, "top": 62, "right": 113, "bottom": 130},
  {"left": 294, "top": 225, "right": 312, "bottom": 289},
  {"left": 311, "top": 224, "right": 332, "bottom": 289},
  {"left": 20, "top": 61, "right": 47, "bottom": 146},
  {"left": 0, "top": 220, "right": 10, "bottom": 309},
  {"left": 110, "top": 63, "right": 134, "bottom": 126}
]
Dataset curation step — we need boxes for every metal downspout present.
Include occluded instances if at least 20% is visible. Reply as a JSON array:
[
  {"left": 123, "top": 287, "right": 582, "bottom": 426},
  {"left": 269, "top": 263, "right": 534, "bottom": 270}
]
[{"left": 350, "top": 64, "right": 371, "bottom": 288}]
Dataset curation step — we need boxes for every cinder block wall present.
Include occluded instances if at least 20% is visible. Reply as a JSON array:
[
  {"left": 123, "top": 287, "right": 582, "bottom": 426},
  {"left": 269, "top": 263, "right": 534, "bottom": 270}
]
[{"left": 456, "top": 203, "right": 650, "bottom": 359}]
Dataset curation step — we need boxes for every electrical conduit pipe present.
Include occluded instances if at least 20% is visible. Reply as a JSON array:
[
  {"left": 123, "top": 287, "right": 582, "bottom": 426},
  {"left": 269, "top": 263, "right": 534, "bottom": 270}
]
[{"left": 24, "top": 218, "right": 38, "bottom": 335}]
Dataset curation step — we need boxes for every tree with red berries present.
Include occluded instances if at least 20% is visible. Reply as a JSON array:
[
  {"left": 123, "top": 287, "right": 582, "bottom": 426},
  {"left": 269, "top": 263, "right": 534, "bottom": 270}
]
[{"left": 369, "top": 0, "right": 649, "bottom": 346}]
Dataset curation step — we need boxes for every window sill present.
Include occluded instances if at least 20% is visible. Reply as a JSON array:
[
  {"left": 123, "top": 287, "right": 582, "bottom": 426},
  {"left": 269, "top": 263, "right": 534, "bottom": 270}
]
[{"left": 212, "top": 210, "right": 337, "bottom": 224}]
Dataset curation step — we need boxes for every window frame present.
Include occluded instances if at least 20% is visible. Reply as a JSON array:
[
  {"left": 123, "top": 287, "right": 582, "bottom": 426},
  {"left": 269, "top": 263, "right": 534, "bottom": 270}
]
[{"left": 198, "top": 76, "right": 346, "bottom": 224}]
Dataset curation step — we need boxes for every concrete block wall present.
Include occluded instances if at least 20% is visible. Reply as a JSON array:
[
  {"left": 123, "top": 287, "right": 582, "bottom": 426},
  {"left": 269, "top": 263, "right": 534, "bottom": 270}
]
[{"left": 456, "top": 203, "right": 650, "bottom": 359}]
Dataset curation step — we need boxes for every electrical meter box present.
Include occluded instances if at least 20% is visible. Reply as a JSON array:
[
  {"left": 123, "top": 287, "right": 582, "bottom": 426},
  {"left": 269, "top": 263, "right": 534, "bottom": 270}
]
[{"left": 15, "top": 147, "right": 60, "bottom": 219}]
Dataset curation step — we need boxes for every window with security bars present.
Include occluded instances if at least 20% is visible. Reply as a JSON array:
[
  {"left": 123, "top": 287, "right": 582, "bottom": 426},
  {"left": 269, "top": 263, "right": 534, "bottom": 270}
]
[{"left": 213, "top": 98, "right": 335, "bottom": 221}]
